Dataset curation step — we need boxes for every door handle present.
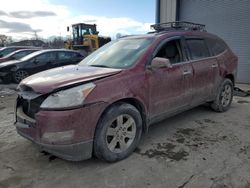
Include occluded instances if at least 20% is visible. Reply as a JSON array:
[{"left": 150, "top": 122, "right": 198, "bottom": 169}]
[
  {"left": 183, "top": 70, "right": 192, "bottom": 76},
  {"left": 211, "top": 64, "right": 218, "bottom": 68}
]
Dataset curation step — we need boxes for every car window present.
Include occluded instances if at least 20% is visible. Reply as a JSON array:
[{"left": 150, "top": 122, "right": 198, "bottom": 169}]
[
  {"left": 186, "top": 39, "right": 209, "bottom": 60},
  {"left": 72, "top": 52, "right": 83, "bottom": 58},
  {"left": 58, "top": 52, "right": 73, "bottom": 60},
  {"left": 206, "top": 38, "right": 227, "bottom": 56},
  {"left": 13, "top": 51, "right": 33, "bottom": 59},
  {"left": 35, "top": 52, "right": 56, "bottom": 62},
  {"left": 155, "top": 39, "right": 184, "bottom": 64}
]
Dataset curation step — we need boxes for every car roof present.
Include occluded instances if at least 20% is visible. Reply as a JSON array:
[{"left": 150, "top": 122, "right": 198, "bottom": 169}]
[
  {"left": 19, "top": 49, "right": 81, "bottom": 61},
  {"left": 40, "top": 49, "right": 79, "bottom": 52},
  {"left": 23, "top": 49, "right": 77, "bottom": 55},
  {"left": 1, "top": 46, "right": 39, "bottom": 49}
]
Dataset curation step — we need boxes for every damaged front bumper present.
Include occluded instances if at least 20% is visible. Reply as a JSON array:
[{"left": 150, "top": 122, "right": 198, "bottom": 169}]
[
  {"left": 16, "top": 128, "right": 93, "bottom": 161},
  {"left": 14, "top": 100, "right": 107, "bottom": 161}
]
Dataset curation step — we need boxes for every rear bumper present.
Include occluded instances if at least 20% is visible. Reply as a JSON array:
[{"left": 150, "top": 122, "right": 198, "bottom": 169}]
[{"left": 16, "top": 127, "right": 93, "bottom": 161}]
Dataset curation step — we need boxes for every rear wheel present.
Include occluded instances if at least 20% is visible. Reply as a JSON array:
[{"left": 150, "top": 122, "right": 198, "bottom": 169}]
[
  {"left": 13, "top": 70, "right": 29, "bottom": 83},
  {"left": 94, "top": 103, "right": 142, "bottom": 162},
  {"left": 211, "top": 78, "right": 233, "bottom": 112}
]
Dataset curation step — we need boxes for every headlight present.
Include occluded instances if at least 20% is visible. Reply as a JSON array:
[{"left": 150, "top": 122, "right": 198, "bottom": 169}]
[{"left": 40, "top": 83, "right": 95, "bottom": 109}]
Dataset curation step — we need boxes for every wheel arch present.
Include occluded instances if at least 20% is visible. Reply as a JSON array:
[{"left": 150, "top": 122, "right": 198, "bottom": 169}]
[
  {"left": 97, "top": 97, "right": 148, "bottom": 135},
  {"left": 225, "top": 74, "right": 235, "bottom": 85}
]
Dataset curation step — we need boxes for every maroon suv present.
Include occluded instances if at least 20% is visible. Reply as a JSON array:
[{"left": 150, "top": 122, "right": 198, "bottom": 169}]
[{"left": 15, "top": 22, "right": 238, "bottom": 162}]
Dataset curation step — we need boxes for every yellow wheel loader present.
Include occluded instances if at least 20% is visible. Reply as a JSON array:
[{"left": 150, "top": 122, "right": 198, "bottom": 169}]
[{"left": 65, "top": 23, "right": 111, "bottom": 56}]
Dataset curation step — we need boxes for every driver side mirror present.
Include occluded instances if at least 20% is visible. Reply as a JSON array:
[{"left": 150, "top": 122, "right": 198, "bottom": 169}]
[{"left": 148, "top": 57, "right": 172, "bottom": 70}]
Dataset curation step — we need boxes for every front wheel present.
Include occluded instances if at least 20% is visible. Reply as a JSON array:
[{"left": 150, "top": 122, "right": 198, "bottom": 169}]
[
  {"left": 13, "top": 70, "right": 29, "bottom": 83},
  {"left": 94, "top": 103, "right": 142, "bottom": 162},
  {"left": 211, "top": 78, "right": 233, "bottom": 112}
]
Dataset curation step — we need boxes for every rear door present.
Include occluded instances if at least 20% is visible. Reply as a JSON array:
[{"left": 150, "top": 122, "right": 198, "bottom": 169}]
[
  {"left": 206, "top": 37, "right": 228, "bottom": 91},
  {"left": 148, "top": 37, "right": 193, "bottom": 120},
  {"left": 185, "top": 37, "right": 219, "bottom": 105}
]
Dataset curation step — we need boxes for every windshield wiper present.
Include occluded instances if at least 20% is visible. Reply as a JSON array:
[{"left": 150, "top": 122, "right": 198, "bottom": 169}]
[{"left": 89, "top": 65, "right": 111, "bottom": 68}]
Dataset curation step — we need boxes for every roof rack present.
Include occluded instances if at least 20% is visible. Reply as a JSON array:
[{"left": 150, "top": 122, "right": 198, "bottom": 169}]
[{"left": 151, "top": 21, "right": 206, "bottom": 32}]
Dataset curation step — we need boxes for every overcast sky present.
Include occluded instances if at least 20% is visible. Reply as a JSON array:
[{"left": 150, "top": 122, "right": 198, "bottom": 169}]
[{"left": 0, "top": 0, "right": 155, "bottom": 40}]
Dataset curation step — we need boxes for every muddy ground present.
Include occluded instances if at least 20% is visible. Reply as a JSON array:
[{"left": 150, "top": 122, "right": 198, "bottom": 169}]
[{"left": 0, "top": 84, "right": 250, "bottom": 188}]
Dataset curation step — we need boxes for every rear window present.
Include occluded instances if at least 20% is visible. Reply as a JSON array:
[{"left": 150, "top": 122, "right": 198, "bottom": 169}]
[
  {"left": 186, "top": 39, "right": 209, "bottom": 60},
  {"left": 206, "top": 38, "right": 227, "bottom": 56}
]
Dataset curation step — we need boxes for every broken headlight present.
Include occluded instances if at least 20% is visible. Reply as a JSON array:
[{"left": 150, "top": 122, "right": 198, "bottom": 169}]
[{"left": 40, "top": 83, "right": 95, "bottom": 109}]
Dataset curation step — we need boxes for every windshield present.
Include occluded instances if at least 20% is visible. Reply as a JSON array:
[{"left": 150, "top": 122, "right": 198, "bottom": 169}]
[
  {"left": 79, "top": 38, "right": 153, "bottom": 69},
  {"left": 19, "top": 51, "right": 43, "bottom": 61}
]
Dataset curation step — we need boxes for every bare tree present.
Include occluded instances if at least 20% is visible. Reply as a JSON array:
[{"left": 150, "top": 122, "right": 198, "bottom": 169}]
[
  {"left": 0, "top": 34, "right": 8, "bottom": 46},
  {"left": 49, "top": 37, "right": 65, "bottom": 48},
  {"left": 0, "top": 35, "right": 13, "bottom": 46}
]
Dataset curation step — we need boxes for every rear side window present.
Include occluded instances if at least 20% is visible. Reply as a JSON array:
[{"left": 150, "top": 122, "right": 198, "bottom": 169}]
[
  {"left": 206, "top": 38, "right": 227, "bottom": 56},
  {"left": 58, "top": 52, "right": 73, "bottom": 60},
  {"left": 186, "top": 39, "right": 209, "bottom": 60}
]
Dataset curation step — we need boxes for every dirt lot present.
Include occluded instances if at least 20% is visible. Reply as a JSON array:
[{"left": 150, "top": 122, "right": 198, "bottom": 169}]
[{"left": 0, "top": 84, "right": 250, "bottom": 188}]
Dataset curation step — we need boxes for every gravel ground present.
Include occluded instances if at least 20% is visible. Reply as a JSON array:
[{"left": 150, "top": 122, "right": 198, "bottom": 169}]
[{"left": 0, "top": 84, "right": 250, "bottom": 188}]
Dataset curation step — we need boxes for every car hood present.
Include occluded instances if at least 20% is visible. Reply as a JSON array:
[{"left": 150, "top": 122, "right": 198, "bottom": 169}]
[
  {"left": 0, "top": 60, "right": 21, "bottom": 67},
  {"left": 19, "top": 65, "right": 122, "bottom": 94}
]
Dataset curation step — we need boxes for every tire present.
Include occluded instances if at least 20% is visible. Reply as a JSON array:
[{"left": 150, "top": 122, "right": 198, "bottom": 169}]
[
  {"left": 13, "top": 70, "right": 29, "bottom": 83},
  {"left": 211, "top": 78, "right": 234, "bottom": 112},
  {"left": 94, "top": 103, "right": 142, "bottom": 162}
]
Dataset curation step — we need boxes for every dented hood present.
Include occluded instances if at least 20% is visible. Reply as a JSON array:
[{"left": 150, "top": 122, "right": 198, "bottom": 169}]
[{"left": 19, "top": 65, "right": 121, "bottom": 94}]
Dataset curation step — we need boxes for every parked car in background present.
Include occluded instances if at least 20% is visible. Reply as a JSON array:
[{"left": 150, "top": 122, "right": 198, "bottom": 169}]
[
  {"left": 15, "top": 22, "right": 238, "bottom": 162},
  {"left": 0, "top": 49, "right": 84, "bottom": 83},
  {"left": 0, "top": 46, "right": 39, "bottom": 58},
  {"left": 0, "top": 49, "right": 40, "bottom": 63}
]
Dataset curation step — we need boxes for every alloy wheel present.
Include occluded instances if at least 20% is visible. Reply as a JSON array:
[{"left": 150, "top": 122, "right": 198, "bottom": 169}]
[
  {"left": 15, "top": 70, "right": 29, "bottom": 83},
  {"left": 106, "top": 114, "right": 136, "bottom": 153},
  {"left": 220, "top": 84, "right": 232, "bottom": 107}
]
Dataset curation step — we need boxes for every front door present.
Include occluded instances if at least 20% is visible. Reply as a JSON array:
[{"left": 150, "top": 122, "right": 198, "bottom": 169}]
[
  {"left": 148, "top": 38, "right": 193, "bottom": 120},
  {"left": 31, "top": 52, "right": 57, "bottom": 73}
]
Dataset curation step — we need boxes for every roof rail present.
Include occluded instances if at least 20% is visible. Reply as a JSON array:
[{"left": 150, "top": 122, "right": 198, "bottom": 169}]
[{"left": 151, "top": 21, "right": 206, "bottom": 32}]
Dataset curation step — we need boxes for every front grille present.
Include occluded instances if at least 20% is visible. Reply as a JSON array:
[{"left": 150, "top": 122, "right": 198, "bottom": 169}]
[{"left": 18, "top": 96, "right": 45, "bottom": 118}]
